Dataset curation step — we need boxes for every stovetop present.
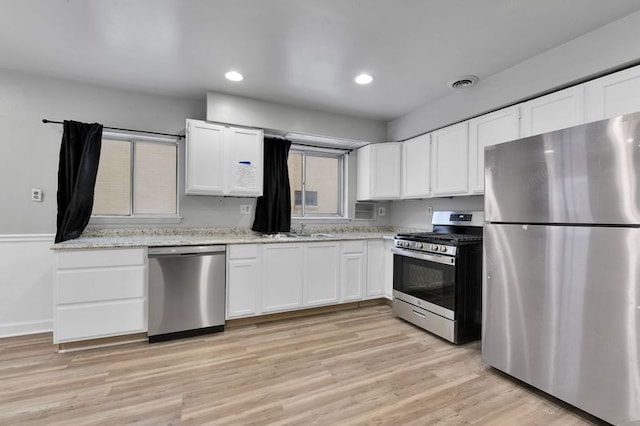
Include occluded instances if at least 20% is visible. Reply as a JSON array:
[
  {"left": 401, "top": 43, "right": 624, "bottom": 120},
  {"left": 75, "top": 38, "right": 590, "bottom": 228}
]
[{"left": 395, "top": 232, "right": 483, "bottom": 244}]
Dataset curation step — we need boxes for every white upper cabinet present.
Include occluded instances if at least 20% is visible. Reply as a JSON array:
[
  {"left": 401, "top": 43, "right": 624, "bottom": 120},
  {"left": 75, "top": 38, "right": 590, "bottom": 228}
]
[
  {"left": 185, "top": 119, "right": 263, "bottom": 196},
  {"left": 468, "top": 106, "right": 520, "bottom": 194},
  {"left": 357, "top": 143, "right": 402, "bottom": 200},
  {"left": 401, "top": 134, "right": 431, "bottom": 199},
  {"left": 584, "top": 64, "right": 640, "bottom": 122},
  {"left": 520, "top": 86, "right": 584, "bottom": 137},
  {"left": 431, "top": 122, "right": 469, "bottom": 196}
]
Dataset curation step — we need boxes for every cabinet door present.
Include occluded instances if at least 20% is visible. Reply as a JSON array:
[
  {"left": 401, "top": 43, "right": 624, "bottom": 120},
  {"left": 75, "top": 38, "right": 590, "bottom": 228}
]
[
  {"left": 226, "top": 127, "right": 264, "bottom": 196},
  {"left": 227, "top": 258, "right": 259, "bottom": 319},
  {"left": 468, "top": 106, "right": 520, "bottom": 194},
  {"left": 520, "top": 86, "right": 584, "bottom": 137},
  {"left": 370, "top": 143, "right": 402, "bottom": 199},
  {"left": 303, "top": 243, "right": 340, "bottom": 307},
  {"left": 431, "top": 122, "right": 469, "bottom": 196},
  {"left": 366, "top": 240, "right": 385, "bottom": 298},
  {"left": 340, "top": 240, "right": 366, "bottom": 302},
  {"left": 185, "top": 119, "right": 226, "bottom": 195},
  {"left": 261, "top": 244, "right": 303, "bottom": 313},
  {"left": 584, "top": 65, "right": 640, "bottom": 122},
  {"left": 402, "top": 134, "right": 430, "bottom": 199},
  {"left": 54, "top": 248, "right": 147, "bottom": 344}
]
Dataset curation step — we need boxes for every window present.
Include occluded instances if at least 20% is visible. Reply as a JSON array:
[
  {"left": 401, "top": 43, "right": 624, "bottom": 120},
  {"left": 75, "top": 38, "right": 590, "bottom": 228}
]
[
  {"left": 92, "top": 132, "right": 178, "bottom": 221},
  {"left": 288, "top": 146, "right": 346, "bottom": 218}
]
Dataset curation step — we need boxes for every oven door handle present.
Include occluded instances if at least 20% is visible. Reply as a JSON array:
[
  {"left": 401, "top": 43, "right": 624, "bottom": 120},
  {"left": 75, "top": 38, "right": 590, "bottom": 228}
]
[{"left": 392, "top": 247, "right": 456, "bottom": 266}]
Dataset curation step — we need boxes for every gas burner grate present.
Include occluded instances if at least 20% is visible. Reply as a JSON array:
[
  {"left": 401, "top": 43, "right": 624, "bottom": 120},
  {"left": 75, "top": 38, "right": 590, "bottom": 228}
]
[{"left": 395, "top": 232, "right": 482, "bottom": 244}]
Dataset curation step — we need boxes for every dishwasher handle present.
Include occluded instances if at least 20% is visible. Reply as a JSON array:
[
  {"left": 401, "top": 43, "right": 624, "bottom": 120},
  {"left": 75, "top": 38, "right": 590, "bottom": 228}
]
[{"left": 148, "top": 245, "right": 226, "bottom": 256}]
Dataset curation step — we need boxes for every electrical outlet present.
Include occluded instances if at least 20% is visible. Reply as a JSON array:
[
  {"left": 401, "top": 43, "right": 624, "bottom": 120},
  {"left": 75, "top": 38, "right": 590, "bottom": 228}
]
[
  {"left": 240, "top": 204, "right": 251, "bottom": 214},
  {"left": 31, "top": 188, "right": 42, "bottom": 202},
  {"left": 378, "top": 206, "right": 386, "bottom": 217}
]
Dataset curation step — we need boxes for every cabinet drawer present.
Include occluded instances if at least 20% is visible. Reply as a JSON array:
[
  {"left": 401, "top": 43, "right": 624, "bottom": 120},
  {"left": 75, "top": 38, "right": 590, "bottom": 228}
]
[
  {"left": 55, "top": 300, "right": 146, "bottom": 343},
  {"left": 57, "top": 266, "right": 145, "bottom": 304},
  {"left": 57, "top": 248, "right": 145, "bottom": 269},
  {"left": 342, "top": 240, "right": 366, "bottom": 254},
  {"left": 228, "top": 244, "right": 258, "bottom": 259}
]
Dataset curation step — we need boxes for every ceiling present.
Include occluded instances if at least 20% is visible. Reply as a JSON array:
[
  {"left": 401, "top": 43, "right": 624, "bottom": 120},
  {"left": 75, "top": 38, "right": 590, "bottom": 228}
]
[{"left": 2, "top": 0, "right": 640, "bottom": 121}]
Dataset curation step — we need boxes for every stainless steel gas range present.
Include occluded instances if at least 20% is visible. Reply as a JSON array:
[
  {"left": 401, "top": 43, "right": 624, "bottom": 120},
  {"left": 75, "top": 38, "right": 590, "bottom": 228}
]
[{"left": 392, "top": 211, "right": 483, "bottom": 344}]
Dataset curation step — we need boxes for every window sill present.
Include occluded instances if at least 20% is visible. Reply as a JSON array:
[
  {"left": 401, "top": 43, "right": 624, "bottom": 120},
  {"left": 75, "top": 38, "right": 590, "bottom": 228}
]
[
  {"left": 291, "top": 217, "right": 352, "bottom": 223},
  {"left": 89, "top": 216, "right": 183, "bottom": 225}
]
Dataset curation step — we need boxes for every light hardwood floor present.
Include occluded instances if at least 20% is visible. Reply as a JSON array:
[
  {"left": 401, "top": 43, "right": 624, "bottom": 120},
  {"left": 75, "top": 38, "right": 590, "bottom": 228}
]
[{"left": 0, "top": 305, "right": 604, "bottom": 425}]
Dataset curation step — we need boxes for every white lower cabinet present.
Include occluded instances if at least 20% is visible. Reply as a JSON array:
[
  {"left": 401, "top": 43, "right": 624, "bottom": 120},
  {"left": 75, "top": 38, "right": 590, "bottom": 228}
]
[
  {"left": 303, "top": 242, "right": 340, "bottom": 307},
  {"left": 365, "top": 240, "right": 385, "bottom": 298},
  {"left": 226, "top": 244, "right": 260, "bottom": 319},
  {"left": 227, "top": 239, "right": 388, "bottom": 319},
  {"left": 340, "top": 240, "right": 367, "bottom": 302},
  {"left": 54, "top": 248, "right": 147, "bottom": 344},
  {"left": 261, "top": 244, "right": 304, "bottom": 313}
]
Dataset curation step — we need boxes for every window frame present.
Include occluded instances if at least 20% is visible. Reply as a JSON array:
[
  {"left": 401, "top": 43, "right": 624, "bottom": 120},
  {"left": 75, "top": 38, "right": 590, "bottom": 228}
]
[
  {"left": 89, "top": 131, "right": 182, "bottom": 225},
  {"left": 289, "top": 144, "right": 348, "bottom": 220}
]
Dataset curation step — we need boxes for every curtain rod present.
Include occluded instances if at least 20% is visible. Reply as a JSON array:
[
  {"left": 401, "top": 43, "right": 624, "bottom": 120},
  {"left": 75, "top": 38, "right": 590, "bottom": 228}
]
[
  {"left": 264, "top": 133, "right": 353, "bottom": 153},
  {"left": 42, "top": 119, "right": 185, "bottom": 139}
]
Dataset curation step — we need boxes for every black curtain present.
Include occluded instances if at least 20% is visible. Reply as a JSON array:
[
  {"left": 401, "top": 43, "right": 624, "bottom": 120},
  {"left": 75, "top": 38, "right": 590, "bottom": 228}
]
[
  {"left": 55, "top": 120, "right": 103, "bottom": 243},
  {"left": 252, "top": 137, "right": 292, "bottom": 234}
]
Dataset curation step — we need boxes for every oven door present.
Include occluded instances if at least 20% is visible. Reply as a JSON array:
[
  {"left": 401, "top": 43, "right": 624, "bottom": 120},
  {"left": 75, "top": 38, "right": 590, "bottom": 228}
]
[{"left": 392, "top": 247, "right": 456, "bottom": 320}]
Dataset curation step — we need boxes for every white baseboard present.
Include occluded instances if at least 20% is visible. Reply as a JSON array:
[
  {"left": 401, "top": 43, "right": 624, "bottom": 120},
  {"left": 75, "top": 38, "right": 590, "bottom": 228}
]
[{"left": 0, "top": 320, "right": 53, "bottom": 338}]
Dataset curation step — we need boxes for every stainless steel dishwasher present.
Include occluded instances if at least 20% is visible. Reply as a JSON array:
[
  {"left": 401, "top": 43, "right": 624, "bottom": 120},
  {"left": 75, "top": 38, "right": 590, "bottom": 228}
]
[{"left": 148, "top": 245, "right": 226, "bottom": 343}]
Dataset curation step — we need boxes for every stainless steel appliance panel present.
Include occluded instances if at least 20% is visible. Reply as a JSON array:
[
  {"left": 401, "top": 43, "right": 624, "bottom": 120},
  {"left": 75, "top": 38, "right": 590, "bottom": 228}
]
[
  {"left": 148, "top": 246, "right": 226, "bottom": 338},
  {"left": 485, "top": 112, "right": 640, "bottom": 225},
  {"left": 483, "top": 223, "right": 640, "bottom": 425},
  {"left": 393, "top": 298, "right": 455, "bottom": 342}
]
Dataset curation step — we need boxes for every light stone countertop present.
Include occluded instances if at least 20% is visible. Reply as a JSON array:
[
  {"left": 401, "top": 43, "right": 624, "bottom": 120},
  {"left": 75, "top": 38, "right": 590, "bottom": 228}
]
[{"left": 52, "top": 227, "right": 401, "bottom": 250}]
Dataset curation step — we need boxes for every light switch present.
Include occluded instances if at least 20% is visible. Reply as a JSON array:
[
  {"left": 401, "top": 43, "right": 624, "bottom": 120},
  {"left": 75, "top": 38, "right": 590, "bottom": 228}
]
[
  {"left": 378, "top": 206, "right": 386, "bottom": 217},
  {"left": 240, "top": 204, "right": 251, "bottom": 214}
]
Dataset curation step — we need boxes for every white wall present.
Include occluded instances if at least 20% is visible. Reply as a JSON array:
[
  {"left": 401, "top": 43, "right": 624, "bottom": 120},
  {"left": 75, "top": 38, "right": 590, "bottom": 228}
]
[
  {"left": 389, "top": 197, "right": 484, "bottom": 230},
  {"left": 388, "top": 10, "right": 640, "bottom": 141},
  {"left": 0, "top": 235, "right": 54, "bottom": 337},
  {"left": 0, "top": 68, "right": 207, "bottom": 234},
  {"left": 207, "top": 91, "right": 387, "bottom": 143}
]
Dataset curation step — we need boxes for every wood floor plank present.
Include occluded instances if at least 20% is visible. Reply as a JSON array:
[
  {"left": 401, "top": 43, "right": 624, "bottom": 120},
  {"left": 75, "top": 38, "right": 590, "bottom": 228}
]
[{"left": 0, "top": 305, "right": 603, "bottom": 425}]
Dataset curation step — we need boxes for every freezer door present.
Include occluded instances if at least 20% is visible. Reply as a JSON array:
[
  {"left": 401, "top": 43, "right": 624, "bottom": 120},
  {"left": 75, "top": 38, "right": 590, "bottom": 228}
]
[
  {"left": 483, "top": 223, "right": 640, "bottom": 425},
  {"left": 484, "top": 111, "right": 640, "bottom": 225}
]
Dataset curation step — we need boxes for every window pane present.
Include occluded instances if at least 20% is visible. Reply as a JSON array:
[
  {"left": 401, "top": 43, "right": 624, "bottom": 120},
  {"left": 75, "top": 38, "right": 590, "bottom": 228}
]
[
  {"left": 305, "top": 155, "right": 340, "bottom": 216},
  {"left": 288, "top": 152, "right": 303, "bottom": 216},
  {"left": 93, "top": 139, "right": 131, "bottom": 215},
  {"left": 134, "top": 142, "right": 177, "bottom": 214}
]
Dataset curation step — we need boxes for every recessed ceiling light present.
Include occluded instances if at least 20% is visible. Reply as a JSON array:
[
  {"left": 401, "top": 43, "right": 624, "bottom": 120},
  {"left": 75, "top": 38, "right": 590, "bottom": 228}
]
[
  {"left": 225, "top": 71, "right": 243, "bottom": 82},
  {"left": 355, "top": 73, "right": 373, "bottom": 85},
  {"left": 449, "top": 75, "right": 479, "bottom": 89}
]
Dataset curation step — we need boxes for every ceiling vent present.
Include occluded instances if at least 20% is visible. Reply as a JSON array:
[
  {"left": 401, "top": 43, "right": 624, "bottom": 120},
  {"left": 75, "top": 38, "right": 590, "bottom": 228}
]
[{"left": 449, "top": 75, "right": 479, "bottom": 89}]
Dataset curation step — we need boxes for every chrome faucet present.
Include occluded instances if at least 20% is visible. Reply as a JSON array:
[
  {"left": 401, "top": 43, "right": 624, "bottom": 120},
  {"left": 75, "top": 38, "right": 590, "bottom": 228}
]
[{"left": 298, "top": 223, "right": 307, "bottom": 234}]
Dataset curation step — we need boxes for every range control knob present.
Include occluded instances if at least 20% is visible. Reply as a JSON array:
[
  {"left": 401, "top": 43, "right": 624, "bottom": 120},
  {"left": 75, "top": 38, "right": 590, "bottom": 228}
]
[
  {"left": 431, "top": 244, "right": 438, "bottom": 251},
  {"left": 440, "top": 246, "right": 448, "bottom": 253},
  {"left": 415, "top": 243, "right": 423, "bottom": 249},
  {"left": 403, "top": 241, "right": 410, "bottom": 248}
]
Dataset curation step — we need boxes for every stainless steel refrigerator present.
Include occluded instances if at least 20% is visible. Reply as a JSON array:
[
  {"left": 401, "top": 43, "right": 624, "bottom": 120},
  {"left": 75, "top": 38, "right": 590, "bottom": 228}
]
[{"left": 483, "top": 112, "right": 640, "bottom": 425}]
